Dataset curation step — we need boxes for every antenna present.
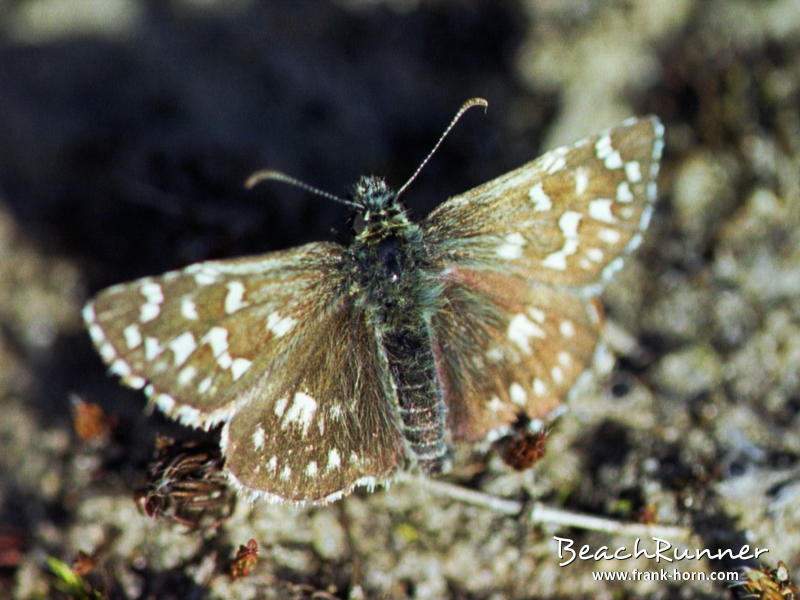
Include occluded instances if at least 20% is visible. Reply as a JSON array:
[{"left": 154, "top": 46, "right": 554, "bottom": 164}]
[
  {"left": 396, "top": 97, "right": 488, "bottom": 198},
  {"left": 245, "top": 169, "right": 361, "bottom": 209}
]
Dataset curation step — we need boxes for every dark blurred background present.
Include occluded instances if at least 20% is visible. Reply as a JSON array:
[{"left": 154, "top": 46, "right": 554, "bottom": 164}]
[
  {"left": 1, "top": 0, "right": 548, "bottom": 284},
  {"left": 1, "top": 1, "right": 799, "bottom": 598}
]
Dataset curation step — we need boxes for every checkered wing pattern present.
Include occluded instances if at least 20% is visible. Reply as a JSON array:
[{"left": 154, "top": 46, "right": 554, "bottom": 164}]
[
  {"left": 423, "top": 116, "right": 663, "bottom": 440},
  {"left": 83, "top": 242, "right": 403, "bottom": 503}
]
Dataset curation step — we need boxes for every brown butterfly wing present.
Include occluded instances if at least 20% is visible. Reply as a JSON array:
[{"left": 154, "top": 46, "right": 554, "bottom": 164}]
[{"left": 423, "top": 117, "right": 663, "bottom": 439}]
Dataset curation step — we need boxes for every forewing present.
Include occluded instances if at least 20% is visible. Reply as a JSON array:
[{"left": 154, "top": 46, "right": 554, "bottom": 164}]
[
  {"left": 423, "top": 117, "right": 663, "bottom": 439},
  {"left": 84, "top": 243, "right": 343, "bottom": 427},
  {"left": 84, "top": 242, "right": 404, "bottom": 503},
  {"left": 423, "top": 116, "right": 663, "bottom": 293}
]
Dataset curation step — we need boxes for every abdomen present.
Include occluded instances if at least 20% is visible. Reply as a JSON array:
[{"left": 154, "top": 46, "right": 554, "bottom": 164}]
[{"left": 384, "top": 324, "right": 449, "bottom": 473}]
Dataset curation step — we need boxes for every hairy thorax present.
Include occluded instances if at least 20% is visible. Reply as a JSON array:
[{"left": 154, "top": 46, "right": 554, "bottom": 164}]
[{"left": 347, "top": 215, "right": 439, "bottom": 330}]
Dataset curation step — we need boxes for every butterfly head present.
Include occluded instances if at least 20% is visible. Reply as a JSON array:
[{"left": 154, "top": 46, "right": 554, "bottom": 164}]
[{"left": 350, "top": 175, "right": 410, "bottom": 239}]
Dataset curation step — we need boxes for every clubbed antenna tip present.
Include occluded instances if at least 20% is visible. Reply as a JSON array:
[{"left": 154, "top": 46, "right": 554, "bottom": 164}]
[{"left": 396, "top": 97, "right": 488, "bottom": 198}]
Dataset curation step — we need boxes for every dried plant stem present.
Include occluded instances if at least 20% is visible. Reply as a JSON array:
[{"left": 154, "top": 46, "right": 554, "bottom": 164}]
[{"left": 400, "top": 475, "right": 691, "bottom": 542}]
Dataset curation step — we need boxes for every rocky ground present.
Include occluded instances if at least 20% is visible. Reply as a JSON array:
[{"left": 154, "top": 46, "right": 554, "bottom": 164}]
[{"left": 1, "top": 1, "right": 799, "bottom": 598}]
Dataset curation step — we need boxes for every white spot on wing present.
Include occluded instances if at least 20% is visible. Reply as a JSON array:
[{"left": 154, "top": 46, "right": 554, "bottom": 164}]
[
  {"left": 82, "top": 302, "right": 95, "bottom": 326},
  {"left": 181, "top": 297, "right": 199, "bottom": 320},
  {"left": 560, "top": 211, "right": 582, "bottom": 238},
  {"left": 604, "top": 150, "right": 623, "bottom": 169},
  {"left": 141, "top": 281, "right": 164, "bottom": 304},
  {"left": 598, "top": 228, "right": 622, "bottom": 244},
  {"left": 305, "top": 461, "right": 318, "bottom": 477},
  {"left": 267, "top": 312, "right": 296, "bottom": 337},
  {"left": 144, "top": 337, "right": 164, "bottom": 361},
  {"left": 198, "top": 377, "right": 212, "bottom": 394},
  {"left": 124, "top": 375, "right": 146, "bottom": 389},
  {"left": 172, "top": 403, "right": 204, "bottom": 428},
  {"left": 652, "top": 117, "right": 665, "bottom": 140},
  {"left": 140, "top": 303, "right": 160, "bottom": 322},
  {"left": 625, "top": 161, "right": 642, "bottom": 183},
  {"left": 529, "top": 182, "right": 552, "bottom": 211},
  {"left": 575, "top": 168, "right": 589, "bottom": 195},
  {"left": 88, "top": 324, "right": 104, "bottom": 344},
  {"left": 495, "top": 232, "right": 526, "bottom": 259},
  {"left": 156, "top": 393, "right": 175, "bottom": 413},
  {"left": 603, "top": 256, "right": 625, "bottom": 279},
  {"left": 327, "top": 448, "right": 341, "bottom": 471},
  {"left": 595, "top": 133, "right": 612, "bottom": 159},
  {"left": 541, "top": 211, "right": 582, "bottom": 270},
  {"left": 589, "top": 198, "right": 616, "bottom": 223},
  {"left": 586, "top": 247, "right": 604, "bottom": 262},
  {"left": 252, "top": 425, "right": 265, "bottom": 450},
  {"left": 647, "top": 181, "right": 658, "bottom": 202},
  {"left": 488, "top": 395, "right": 504, "bottom": 412},
  {"left": 508, "top": 314, "right": 545, "bottom": 354},
  {"left": 178, "top": 365, "right": 197, "bottom": 386},
  {"left": 205, "top": 326, "right": 232, "bottom": 369},
  {"left": 274, "top": 396, "right": 288, "bottom": 418},
  {"left": 283, "top": 391, "right": 317, "bottom": 436},
  {"left": 616, "top": 181, "right": 634, "bottom": 203},
  {"left": 542, "top": 240, "right": 577, "bottom": 270},
  {"left": 533, "top": 378, "right": 547, "bottom": 396},
  {"left": 139, "top": 281, "right": 164, "bottom": 323},
  {"left": 653, "top": 137, "right": 665, "bottom": 162},
  {"left": 110, "top": 358, "right": 131, "bottom": 377},
  {"left": 486, "top": 346, "right": 503, "bottom": 362},
  {"left": 104, "top": 283, "right": 126, "bottom": 295},
  {"left": 169, "top": 331, "right": 196, "bottom": 367},
  {"left": 224, "top": 281, "right": 248, "bottom": 314},
  {"left": 123, "top": 324, "right": 142, "bottom": 349},
  {"left": 559, "top": 320, "right": 575, "bottom": 338},
  {"left": 187, "top": 264, "right": 219, "bottom": 286},
  {"left": 231, "top": 358, "right": 252, "bottom": 381},
  {"left": 205, "top": 326, "right": 228, "bottom": 356},
  {"left": 528, "top": 307, "right": 546, "bottom": 323},
  {"left": 509, "top": 383, "right": 527, "bottom": 406},
  {"left": 542, "top": 151, "right": 567, "bottom": 174}
]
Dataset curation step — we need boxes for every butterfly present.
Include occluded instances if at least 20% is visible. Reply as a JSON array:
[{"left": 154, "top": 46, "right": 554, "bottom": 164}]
[{"left": 83, "top": 98, "right": 664, "bottom": 504}]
